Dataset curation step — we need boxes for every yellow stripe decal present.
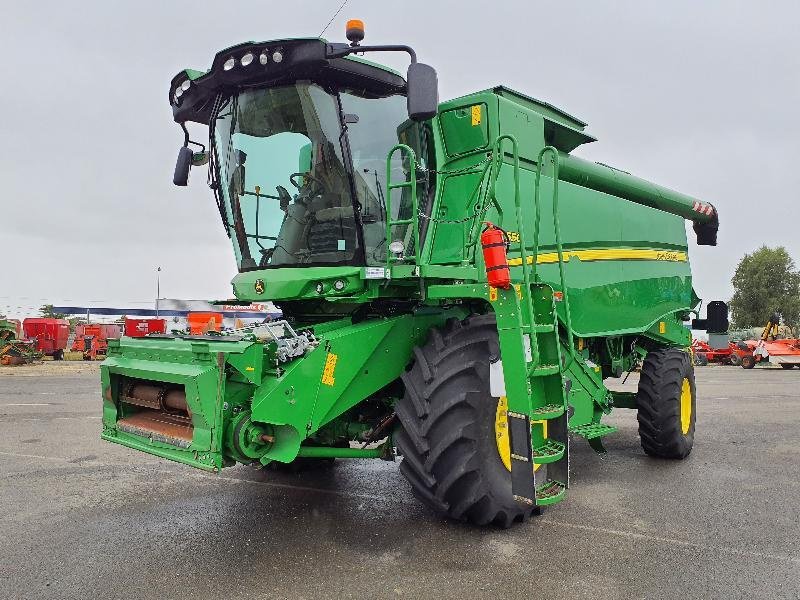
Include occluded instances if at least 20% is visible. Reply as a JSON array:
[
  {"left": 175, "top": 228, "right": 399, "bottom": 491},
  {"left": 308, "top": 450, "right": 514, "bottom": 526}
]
[{"left": 507, "top": 248, "right": 687, "bottom": 266}]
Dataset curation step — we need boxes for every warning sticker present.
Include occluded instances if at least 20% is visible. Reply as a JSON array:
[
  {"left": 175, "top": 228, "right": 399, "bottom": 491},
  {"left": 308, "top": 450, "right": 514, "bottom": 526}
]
[
  {"left": 321, "top": 352, "right": 338, "bottom": 386},
  {"left": 471, "top": 105, "right": 482, "bottom": 126}
]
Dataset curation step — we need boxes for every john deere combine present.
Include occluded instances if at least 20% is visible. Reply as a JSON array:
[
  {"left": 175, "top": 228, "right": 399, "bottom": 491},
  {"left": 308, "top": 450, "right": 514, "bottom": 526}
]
[{"left": 101, "top": 24, "right": 727, "bottom": 526}]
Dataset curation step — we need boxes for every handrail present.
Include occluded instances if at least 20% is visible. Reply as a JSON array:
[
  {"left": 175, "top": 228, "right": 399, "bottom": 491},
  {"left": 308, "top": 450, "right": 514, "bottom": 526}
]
[
  {"left": 385, "top": 144, "right": 419, "bottom": 273},
  {"left": 463, "top": 158, "right": 501, "bottom": 263},
  {"left": 535, "top": 146, "right": 578, "bottom": 362},
  {"left": 491, "top": 134, "right": 540, "bottom": 368}
]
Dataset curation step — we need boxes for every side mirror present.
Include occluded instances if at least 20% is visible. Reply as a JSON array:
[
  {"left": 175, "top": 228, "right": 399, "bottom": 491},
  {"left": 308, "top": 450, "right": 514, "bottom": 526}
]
[
  {"left": 406, "top": 62, "right": 439, "bottom": 121},
  {"left": 706, "top": 301, "right": 729, "bottom": 333},
  {"left": 173, "top": 146, "right": 193, "bottom": 186},
  {"left": 692, "top": 300, "right": 729, "bottom": 334}
]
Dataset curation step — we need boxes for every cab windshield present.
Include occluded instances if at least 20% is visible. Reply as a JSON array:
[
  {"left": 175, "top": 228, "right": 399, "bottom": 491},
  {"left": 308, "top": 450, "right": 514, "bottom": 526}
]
[{"left": 210, "top": 82, "right": 415, "bottom": 270}]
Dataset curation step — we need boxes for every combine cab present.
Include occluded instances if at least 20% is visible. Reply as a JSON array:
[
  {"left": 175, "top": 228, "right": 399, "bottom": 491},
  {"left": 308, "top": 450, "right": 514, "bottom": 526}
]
[{"left": 100, "top": 24, "right": 726, "bottom": 526}]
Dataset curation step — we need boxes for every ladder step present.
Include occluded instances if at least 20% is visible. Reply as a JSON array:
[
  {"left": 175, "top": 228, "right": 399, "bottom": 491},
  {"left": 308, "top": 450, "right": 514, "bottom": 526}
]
[
  {"left": 532, "top": 439, "right": 565, "bottom": 464},
  {"left": 530, "top": 364, "right": 560, "bottom": 377},
  {"left": 535, "top": 479, "right": 566, "bottom": 506},
  {"left": 569, "top": 423, "right": 618, "bottom": 440},
  {"left": 530, "top": 403, "right": 565, "bottom": 420}
]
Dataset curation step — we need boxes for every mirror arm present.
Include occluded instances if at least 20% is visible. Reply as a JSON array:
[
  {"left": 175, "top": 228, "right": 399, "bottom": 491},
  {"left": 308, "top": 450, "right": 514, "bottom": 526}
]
[
  {"left": 326, "top": 43, "right": 417, "bottom": 64},
  {"left": 179, "top": 121, "right": 206, "bottom": 153}
]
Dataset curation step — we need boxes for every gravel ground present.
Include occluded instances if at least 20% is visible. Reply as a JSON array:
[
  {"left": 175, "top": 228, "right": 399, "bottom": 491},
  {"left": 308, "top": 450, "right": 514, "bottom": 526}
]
[
  {"left": 0, "top": 361, "right": 99, "bottom": 377},
  {"left": 0, "top": 365, "right": 798, "bottom": 599}
]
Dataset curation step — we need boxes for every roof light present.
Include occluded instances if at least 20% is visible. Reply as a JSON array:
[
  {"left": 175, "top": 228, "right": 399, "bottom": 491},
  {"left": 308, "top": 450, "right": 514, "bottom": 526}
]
[
  {"left": 259, "top": 51, "right": 269, "bottom": 65},
  {"left": 223, "top": 57, "right": 235, "bottom": 71},
  {"left": 272, "top": 50, "right": 283, "bottom": 63},
  {"left": 180, "top": 79, "right": 191, "bottom": 91},
  {"left": 241, "top": 52, "right": 254, "bottom": 67},
  {"left": 346, "top": 19, "right": 365, "bottom": 46}
]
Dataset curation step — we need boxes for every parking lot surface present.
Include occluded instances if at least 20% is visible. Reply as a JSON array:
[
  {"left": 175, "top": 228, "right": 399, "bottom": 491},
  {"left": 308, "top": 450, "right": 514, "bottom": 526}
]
[{"left": 1, "top": 365, "right": 799, "bottom": 599}]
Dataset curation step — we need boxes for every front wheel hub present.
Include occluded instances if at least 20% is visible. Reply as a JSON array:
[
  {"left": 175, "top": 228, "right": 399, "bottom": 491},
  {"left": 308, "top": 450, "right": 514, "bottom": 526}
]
[{"left": 227, "top": 412, "right": 274, "bottom": 462}]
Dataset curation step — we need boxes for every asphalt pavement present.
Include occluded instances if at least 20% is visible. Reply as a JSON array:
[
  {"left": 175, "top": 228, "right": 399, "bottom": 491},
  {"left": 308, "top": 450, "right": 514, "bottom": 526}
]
[{"left": 1, "top": 364, "right": 799, "bottom": 599}]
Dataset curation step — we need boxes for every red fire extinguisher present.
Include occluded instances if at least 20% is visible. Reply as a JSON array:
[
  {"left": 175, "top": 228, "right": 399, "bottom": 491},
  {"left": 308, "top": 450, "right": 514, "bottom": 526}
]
[{"left": 481, "top": 222, "right": 511, "bottom": 289}]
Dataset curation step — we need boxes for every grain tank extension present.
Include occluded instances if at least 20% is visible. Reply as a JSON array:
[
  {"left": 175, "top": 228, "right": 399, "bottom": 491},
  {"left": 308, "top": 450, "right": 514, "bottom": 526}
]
[{"left": 100, "top": 25, "right": 726, "bottom": 526}]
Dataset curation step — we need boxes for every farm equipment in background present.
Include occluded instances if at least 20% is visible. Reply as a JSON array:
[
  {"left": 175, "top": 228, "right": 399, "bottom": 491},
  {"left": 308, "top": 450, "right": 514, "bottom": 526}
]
[
  {"left": 0, "top": 318, "right": 40, "bottom": 365},
  {"left": 0, "top": 318, "right": 21, "bottom": 342},
  {"left": 186, "top": 312, "right": 223, "bottom": 335},
  {"left": 691, "top": 338, "right": 744, "bottom": 366},
  {"left": 738, "top": 314, "right": 800, "bottom": 369},
  {"left": 0, "top": 340, "right": 42, "bottom": 366},
  {"left": 99, "top": 25, "right": 727, "bottom": 526},
  {"left": 23, "top": 318, "right": 69, "bottom": 360},
  {"left": 124, "top": 318, "right": 167, "bottom": 338},
  {"left": 72, "top": 324, "right": 122, "bottom": 360}
]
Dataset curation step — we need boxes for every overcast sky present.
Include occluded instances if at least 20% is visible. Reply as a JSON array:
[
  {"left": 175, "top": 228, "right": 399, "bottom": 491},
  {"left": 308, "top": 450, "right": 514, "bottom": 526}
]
[{"left": 1, "top": 1, "right": 798, "bottom": 318}]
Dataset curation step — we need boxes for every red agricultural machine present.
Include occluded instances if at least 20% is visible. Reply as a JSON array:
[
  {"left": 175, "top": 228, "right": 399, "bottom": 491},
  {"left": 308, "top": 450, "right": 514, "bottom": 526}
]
[
  {"left": 22, "top": 318, "right": 69, "bottom": 360},
  {"left": 186, "top": 312, "right": 223, "bottom": 335},
  {"left": 72, "top": 323, "right": 122, "bottom": 360},
  {"left": 735, "top": 314, "right": 800, "bottom": 369},
  {"left": 691, "top": 338, "right": 743, "bottom": 366},
  {"left": 124, "top": 318, "right": 167, "bottom": 338}
]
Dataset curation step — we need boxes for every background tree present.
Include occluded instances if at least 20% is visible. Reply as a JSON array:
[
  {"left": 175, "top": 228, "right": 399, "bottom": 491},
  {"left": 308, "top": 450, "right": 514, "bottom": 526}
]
[
  {"left": 730, "top": 246, "right": 800, "bottom": 332},
  {"left": 38, "top": 304, "right": 66, "bottom": 320}
]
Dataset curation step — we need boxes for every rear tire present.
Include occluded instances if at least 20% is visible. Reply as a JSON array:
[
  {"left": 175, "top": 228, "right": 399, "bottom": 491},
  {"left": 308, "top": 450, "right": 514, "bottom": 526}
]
[
  {"left": 741, "top": 355, "right": 756, "bottom": 369},
  {"left": 694, "top": 352, "right": 708, "bottom": 366},
  {"left": 729, "top": 353, "right": 742, "bottom": 367},
  {"left": 395, "top": 314, "right": 533, "bottom": 528},
  {"left": 636, "top": 347, "right": 695, "bottom": 459},
  {"left": 53, "top": 349, "right": 64, "bottom": 361}
]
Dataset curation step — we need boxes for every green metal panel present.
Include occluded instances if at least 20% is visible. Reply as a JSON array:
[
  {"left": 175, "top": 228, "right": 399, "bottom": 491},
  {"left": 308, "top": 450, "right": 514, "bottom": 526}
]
[
  {"left": 99, "top": 308, "right": 466, "bottom": 469},
  {"left": 438, "top": 103, "right": 489, "bottom": 157},
  {"left": 428, "top": 171, "right": 485, "bottom": 264}
]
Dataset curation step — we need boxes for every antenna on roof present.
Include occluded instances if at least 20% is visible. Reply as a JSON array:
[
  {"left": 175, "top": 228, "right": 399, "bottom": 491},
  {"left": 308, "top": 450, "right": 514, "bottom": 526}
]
[{"left": 319, "top": 0, "right": 350, "bottom": 37}]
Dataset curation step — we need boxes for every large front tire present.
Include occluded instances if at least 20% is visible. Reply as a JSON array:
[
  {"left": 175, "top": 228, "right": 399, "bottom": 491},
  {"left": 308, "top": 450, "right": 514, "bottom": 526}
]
[
  {"left": 636, "top": 348, "right": 695, "bottom": 459},
  {"left": 395, "top": 314, "right": 533, "bottom": 527}
]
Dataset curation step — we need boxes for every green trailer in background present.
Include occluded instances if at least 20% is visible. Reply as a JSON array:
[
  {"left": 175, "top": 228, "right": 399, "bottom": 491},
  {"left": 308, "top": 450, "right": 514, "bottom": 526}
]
[{"left": 100, "top": 26, "right": 727, "bottom": 526}]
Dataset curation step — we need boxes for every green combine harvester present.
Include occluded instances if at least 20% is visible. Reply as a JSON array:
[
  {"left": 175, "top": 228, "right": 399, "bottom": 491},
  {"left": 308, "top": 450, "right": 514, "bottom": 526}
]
[{"left": 101, "top": 24, "right": 728, "bottom": 526}]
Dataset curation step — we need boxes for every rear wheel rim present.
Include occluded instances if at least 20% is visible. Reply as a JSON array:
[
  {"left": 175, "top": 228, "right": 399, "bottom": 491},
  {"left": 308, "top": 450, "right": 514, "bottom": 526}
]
[{"left": 680, "top": 378, "right": 692, "bottom": 434}]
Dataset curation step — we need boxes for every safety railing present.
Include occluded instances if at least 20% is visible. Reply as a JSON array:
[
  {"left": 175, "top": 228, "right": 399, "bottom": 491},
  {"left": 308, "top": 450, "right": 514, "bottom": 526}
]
[
  {"left": 488, "top": 134, "right": 541, "bottom": 369},
  {"left": 384, "top": 144, "right": 420, "bottom": 273},
  {"left": 535, "top": 146, "right": 578, "bottom": 362}
]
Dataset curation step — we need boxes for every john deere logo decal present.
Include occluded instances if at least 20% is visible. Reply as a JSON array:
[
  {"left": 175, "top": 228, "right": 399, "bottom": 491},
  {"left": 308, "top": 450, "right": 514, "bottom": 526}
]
[{"left": 254, "top": 279, "right": 265, "bottom": 294}]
